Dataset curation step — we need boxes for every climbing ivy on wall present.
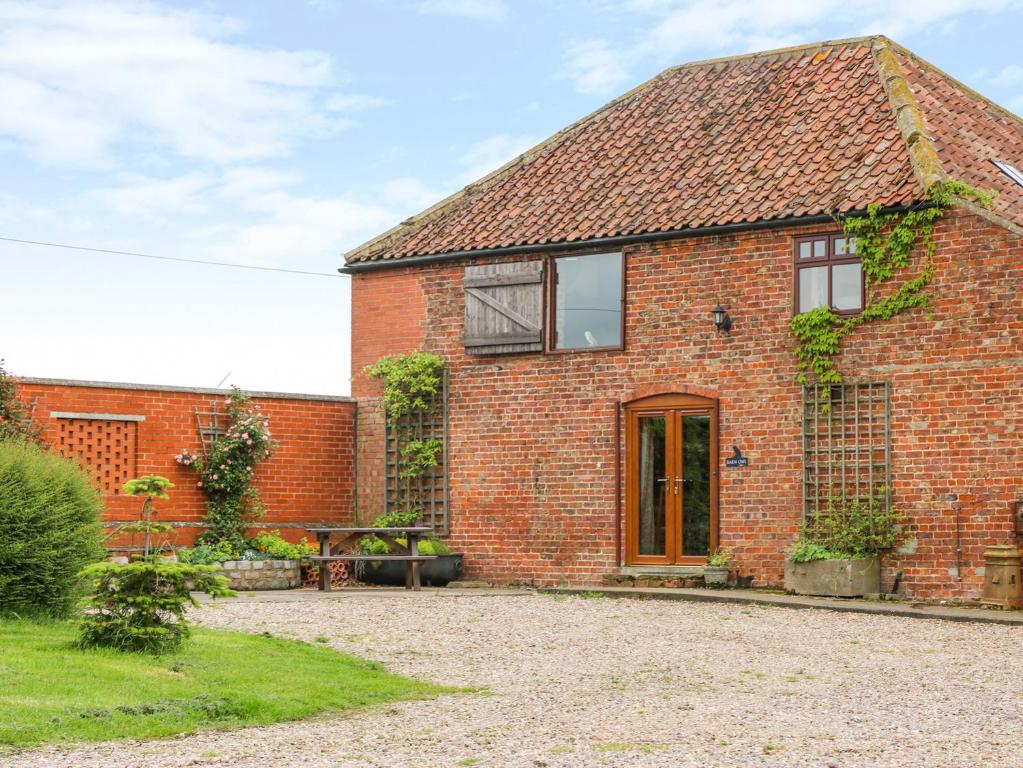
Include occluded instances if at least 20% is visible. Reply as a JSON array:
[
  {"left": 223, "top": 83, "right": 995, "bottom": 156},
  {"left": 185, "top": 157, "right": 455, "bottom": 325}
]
[
  {"left": 366, "top": 352, "right": 445, "bottom": 425},
  {"left": 790, "top": 179, "right": 994, "bottom": 384},
  {"left": 366, "top": 352, "right": 446, "bottom": 514}
]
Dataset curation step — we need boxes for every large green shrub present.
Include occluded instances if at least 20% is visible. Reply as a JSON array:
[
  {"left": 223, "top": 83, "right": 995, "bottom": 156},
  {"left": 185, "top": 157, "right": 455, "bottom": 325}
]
[{"left": 0, "top": 440, "right": 105, "bottom": 617}]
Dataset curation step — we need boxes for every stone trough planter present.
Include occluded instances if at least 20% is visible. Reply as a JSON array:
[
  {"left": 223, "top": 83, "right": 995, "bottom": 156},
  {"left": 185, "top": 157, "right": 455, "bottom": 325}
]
[
  {"left": 217, "top": 559, "right": 302, "bottom": 590},
  {"left": 784, "top": 556, "right": 880, "bottom": 598}
]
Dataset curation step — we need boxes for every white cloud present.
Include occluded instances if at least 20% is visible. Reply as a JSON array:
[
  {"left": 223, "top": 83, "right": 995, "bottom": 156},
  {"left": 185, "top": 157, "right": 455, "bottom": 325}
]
[
  {"left": 325, "top": 93, "right": 393, "bottom": 112},
  {"left": 417, "top": 0, "right": 508, "bottom": 21},
  {"left": 563, "top": 0, "right": 1021, "bottom": 94},
  {"left": 88, "top": 172, "right": 216, "bottom": 219},
  {"left": 458, "top": 133, "right": 537, "bottom": 184},
  {"left": 991, "top": 64, "right": 1023, "bottom": 87},
  {"left": 563, "top": 39, "right": 630, "bottom": 95},
  {"left": 988, "top": 64, "right": 1023, "bottom": 113},
  {"left": 199, "top": 193, "right": 398, "bottom": 269},
  {"left": 381, "top": 176, "right": 452, "bottom": 211},
  {"left": 0, "top": 1, "right": 385, "bottom": 167},
  {"left": 78, "top": 166, "right": 400, "bottom": 267}
]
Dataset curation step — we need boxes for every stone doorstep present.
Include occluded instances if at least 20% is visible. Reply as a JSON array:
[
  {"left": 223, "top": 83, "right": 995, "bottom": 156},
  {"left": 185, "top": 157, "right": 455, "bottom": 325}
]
[
  {"left": 604, "top": 574, "right": 706, "bottom": 589},
  {"left": 603, "top": 569, "right": 708, "bottom": 590}
]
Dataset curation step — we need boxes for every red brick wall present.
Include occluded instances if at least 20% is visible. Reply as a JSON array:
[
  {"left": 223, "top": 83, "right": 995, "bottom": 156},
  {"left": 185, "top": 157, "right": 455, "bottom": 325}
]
[
  {"left": 16, "top": 379, "right": 357, "bottom": 550},
  {"left": 350, "top": 207, "right": 1023, "bottom": 600},
  {"left": 351, "top": 267, "right": 427, "bottom": 517}
]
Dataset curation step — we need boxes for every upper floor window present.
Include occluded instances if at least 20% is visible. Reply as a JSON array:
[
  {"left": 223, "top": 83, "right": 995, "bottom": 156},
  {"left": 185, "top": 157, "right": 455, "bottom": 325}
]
[
  {"left": 462, "top": 251, "right": 624, "bottom": 356},
  {"left": 550, "top": 252, "right": 624, "bottom": 351},
  {"left": 794, "top": 234, "right": 862, "bottom": 315}
]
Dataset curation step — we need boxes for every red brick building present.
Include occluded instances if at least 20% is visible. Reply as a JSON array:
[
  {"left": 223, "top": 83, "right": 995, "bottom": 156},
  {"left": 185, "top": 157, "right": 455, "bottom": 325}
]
[
  {"left": 17, "top": 378, "right": 356, "bottom": 550},
  {"left": 344, "top": 37, "right": 1023, "bottom": 599}
]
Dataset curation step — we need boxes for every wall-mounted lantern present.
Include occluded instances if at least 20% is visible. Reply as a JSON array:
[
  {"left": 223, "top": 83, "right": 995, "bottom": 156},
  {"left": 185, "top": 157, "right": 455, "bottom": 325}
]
[{"left": 713, "top": 304, "right": 732, "bottom": 334}]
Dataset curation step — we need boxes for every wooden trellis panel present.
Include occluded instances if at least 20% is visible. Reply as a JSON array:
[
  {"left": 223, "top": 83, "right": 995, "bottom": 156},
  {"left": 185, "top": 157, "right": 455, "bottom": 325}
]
[
  {"left": 55, "top": 417, "right": 139, "bottom": 496},
  {"left": 195, "top": 403, "right": 229, "bottom": 455},
  {"left": 384, "top": 369, "right": 449, "bottom": 534},
  {"left": 802, "top": 382, "right": 891, "bottom": 520}
]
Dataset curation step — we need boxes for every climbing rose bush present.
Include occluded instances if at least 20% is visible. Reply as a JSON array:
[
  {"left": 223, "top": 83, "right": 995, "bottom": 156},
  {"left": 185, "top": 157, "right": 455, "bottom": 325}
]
[{"left": 174, "top": 387, "right": 276, "bottom": 550}]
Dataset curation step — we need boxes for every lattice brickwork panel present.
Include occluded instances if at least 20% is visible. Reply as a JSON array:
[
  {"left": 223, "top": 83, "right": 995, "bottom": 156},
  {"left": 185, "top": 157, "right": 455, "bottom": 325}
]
[
  {"left": 57, "top": 418, "right": 138, "bottom": 496},
  {"left": 802, "top": 382, "right": 891, "bottom": 520}
]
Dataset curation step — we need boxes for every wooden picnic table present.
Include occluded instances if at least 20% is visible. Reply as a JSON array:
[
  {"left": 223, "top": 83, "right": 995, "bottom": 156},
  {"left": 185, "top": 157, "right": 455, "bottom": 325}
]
[{"left": 306, "top": 526, "right": 436, "bottom": 592}]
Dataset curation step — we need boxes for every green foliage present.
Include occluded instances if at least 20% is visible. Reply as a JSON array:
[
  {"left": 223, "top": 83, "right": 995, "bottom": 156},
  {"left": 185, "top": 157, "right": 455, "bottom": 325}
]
[
  {"left": 123, "top": 475, "right": 174, "bottom": 500},
  {"left": 790, "top": 179, "right": 993, "bottom": 383},
  {"left": 119, "top": 475, "right": 176, "bottom": 557},
  {"left": 707, "top": 547, "right": 733, "bottom": 567},
  {"left": 371, "top": 510, "right": 421, "bottom": 528},
  {"left": 177, "top": 531, "right": 315, "bottom": 564},
  {"left": 365, "top": 352, "right": 445, "bottom": 424},
  {"left": 77, "top": 560, "right": 235, "bottom": 655},
  {"left": 399, "top": 438, "right": 443, "bottom": 479},
  {"left": 0, "top": 619, "right": 446, "bottom": 749},
  {"left": 789, "top": 306, "right": 846, "bottom": 385},
  {"left": 176, "top": 539, "right": 240, "bottom": 565},
  {"left": 793, "top": 489, "right": 903, "bottom": 561},
  {"left": 366, "top": 353, "right": 446, "bottom": 511},
  {"left": 357, "top": 510, "right": 450, "bottom": 556},
  {"left": 0, "top": 440, "right": 105, "bottom": 618},
  {"left": 359, "top": 536, "right": 451, "bottom": 556},
  {"left": 175, "top": 387, "right": 276, "bottom": 551},
  {"left": 249, "top": 529, "right": 316, "bottom": 560},
  {"left": 0, "top": 360, "right": 43, "bottom": 445},
  {"left": 787, "top": 539, "right": 846, "bottom": 563}
]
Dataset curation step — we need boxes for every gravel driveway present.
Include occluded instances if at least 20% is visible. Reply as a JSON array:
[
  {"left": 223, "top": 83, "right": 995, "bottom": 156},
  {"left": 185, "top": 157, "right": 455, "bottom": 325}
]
[{"left": 7, "top": 591, "right": 1023, "bottom": 767}]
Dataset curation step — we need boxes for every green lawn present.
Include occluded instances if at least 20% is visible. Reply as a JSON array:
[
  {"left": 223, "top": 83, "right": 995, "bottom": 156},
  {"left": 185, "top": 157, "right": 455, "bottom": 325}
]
[{"left": 0, "top": 619, "right": 446, "bottom": 751}]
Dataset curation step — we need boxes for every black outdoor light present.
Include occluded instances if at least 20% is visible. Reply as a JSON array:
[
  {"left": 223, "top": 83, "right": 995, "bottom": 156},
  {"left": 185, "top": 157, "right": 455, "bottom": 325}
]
[{"left": 713, "top": 304, "right": 732, "bottom": 334}]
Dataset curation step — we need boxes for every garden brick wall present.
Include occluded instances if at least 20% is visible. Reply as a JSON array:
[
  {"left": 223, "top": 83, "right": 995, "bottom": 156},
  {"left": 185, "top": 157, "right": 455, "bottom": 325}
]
[
  {"left": 351, "top": 207, "right": 1023, "bottom": 600},
  {"left": 17, "top": 379, "right": 357, "bottom": 550}
]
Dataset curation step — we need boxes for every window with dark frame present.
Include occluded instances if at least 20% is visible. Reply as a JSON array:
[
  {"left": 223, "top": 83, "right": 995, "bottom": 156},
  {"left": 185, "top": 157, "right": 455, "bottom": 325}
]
[
  {"left": 549, "top": 252, "right": 624, "bottom": 351},
  {"left": 793, "top": 234, "right": 863, "bottom": 315}
]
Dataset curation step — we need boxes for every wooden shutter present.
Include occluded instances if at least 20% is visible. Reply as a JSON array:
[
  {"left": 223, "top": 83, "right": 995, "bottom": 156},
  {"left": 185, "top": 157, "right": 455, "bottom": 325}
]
[{"left": 464, "top": 261, "right": 544, "bottom": 354}]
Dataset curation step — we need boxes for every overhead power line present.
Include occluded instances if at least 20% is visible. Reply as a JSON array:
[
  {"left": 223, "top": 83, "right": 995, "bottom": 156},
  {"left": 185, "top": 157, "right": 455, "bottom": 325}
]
[{"left": 0, "top": 235, "right": 342, "bottom": 278}]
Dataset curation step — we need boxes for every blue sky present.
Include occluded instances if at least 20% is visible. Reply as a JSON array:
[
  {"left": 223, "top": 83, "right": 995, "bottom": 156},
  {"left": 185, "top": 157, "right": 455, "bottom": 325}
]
[{"left": 1, "top": 0, "right": 1020, "bottom": 395}]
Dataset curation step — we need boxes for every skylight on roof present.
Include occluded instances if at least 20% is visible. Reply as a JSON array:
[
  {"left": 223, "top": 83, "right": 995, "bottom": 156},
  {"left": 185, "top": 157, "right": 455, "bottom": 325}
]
[{"left": 992, "top": 159, "right": 1023, "bottom": 188}]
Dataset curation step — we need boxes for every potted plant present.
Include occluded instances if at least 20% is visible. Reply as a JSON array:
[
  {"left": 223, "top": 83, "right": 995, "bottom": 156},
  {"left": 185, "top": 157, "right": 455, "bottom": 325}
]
[
  {"left": 704, "top": 548, "right": 732, "bottom": 587},
  {"left": 357, "top": 511, "right": 464, "bottom": 587},
  {"left": 784, "top": 491, "right": 901, "bottom": 598}
]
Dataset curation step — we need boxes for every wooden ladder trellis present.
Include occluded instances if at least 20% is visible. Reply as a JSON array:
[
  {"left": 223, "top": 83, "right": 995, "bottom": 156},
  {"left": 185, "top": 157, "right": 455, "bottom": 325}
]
[
  {"left": 384, "top": 368, "right": 449, "bottom": 535},
  {"left": 194, "top": 401, "right": 229, "bottom": 456},
  {"left": 802, "top": 381, "right": 891, "bottom": 521}
]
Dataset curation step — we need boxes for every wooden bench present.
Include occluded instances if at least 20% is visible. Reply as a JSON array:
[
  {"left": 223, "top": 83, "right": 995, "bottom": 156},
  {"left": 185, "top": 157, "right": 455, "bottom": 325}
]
[{"left": 307, "top": 527, "right": 436, "bottom": 592}]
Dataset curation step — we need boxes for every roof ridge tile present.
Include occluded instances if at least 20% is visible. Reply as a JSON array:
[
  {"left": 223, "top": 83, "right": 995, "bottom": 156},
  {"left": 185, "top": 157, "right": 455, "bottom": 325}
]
[{"left": 870, "top": 39, "right": 945, "bottom": 192}]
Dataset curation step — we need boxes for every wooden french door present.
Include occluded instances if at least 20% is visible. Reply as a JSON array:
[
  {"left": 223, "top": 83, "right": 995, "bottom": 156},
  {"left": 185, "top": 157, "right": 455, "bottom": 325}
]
[{"left": 625, "top": 394, "right": 718, "bottom": 565}]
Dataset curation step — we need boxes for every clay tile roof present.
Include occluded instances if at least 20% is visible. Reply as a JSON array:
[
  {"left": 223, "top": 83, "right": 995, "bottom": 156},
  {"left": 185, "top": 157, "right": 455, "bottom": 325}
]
[{"left": 345, "top": 36, "right": 1023, "bottom": 267}]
